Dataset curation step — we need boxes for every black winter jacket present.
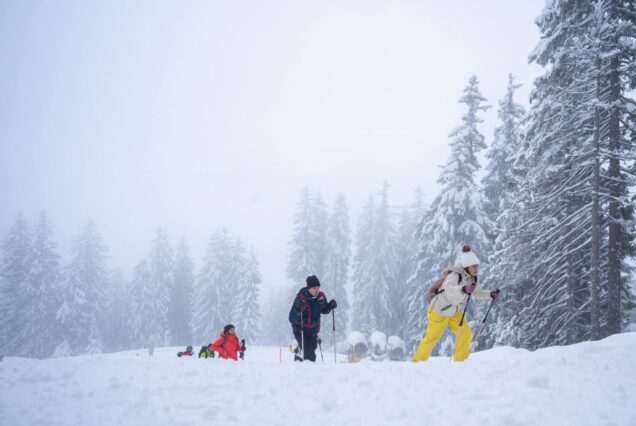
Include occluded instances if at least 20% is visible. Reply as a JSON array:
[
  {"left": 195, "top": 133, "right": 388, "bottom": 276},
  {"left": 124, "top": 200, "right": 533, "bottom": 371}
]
[{"left": 288, "top": 287, "right": 332, "bottom": 336}]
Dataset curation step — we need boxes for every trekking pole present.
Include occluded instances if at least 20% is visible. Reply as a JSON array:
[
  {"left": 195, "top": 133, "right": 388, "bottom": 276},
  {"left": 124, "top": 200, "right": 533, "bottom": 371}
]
[
  {"left": 318, "top": 338, "right": 324, "bottom": 363},
  {"left": 481, "top": 290, "right": 499, "bottom": 324},
  {"left": 300, "top": 309, "right": 305, "bottom": 361},
  {"left": 469, "top": 289, "right": 500, "bottom": 354},
  {"left": 449, "top": 293, "right": 471, "bottom": 362},
  {"left": 332, "top": 310, "right": 337, "bottom": 364}
]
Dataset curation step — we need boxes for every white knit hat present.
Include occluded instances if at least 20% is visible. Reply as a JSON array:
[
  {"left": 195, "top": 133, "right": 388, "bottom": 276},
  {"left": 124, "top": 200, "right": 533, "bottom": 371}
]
[{"left": 459, "top": 246, "right": 480, "bottom": 267}]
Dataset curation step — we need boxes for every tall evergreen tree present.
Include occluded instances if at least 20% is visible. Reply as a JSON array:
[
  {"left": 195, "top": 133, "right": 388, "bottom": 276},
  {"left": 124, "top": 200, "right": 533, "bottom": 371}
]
[
  {"left": 323, "top": 193, "right": 351, "bottom": 344},
  {"left": 478, "top": 75, "right": 526, "bottom": 350},
  {"left": 128, "top": 227, "right": 174, "bottom": 348},
  {"left": 351, "top": 197, "right": 376, "bottom": 334},
  {"left": 410, "top": 75, "right": 491, "bottom": 294},
  {"left": 57, "top": 220, "right": 110, "bottom": 355},
  {"left": 0, "top": 214, "right": 31, "bottom": 355},
  {"left": 103, "top": 269, "right": 131, "bottom": 352},
  {"left": 286, "top": 187, "right": 329, "bottom": 285},
  {"left": 17, "top": 211, "right": 63, "bottom": 358},
  {"left": 351, "top": 183, "right": 400, "bottom": 335},
  {"left": 170, "top": 239, "right": 194, "bottom": 346},
  {"left": 148, "top": 227, "right": 173, "bottom": 345},
  {"left": 129, "top": 257, "right": 160, "bottom": 348},
  {"left": 191, "top": 229, "right": 235, "bottom": 343},
  {"left": 599, "top": 0, "right": 636, "bottom": 335},
  {"left": 408, "top": 77, "right": 490, "bottom": 354},
  {"left": 232, "top": 247, "right": 262, "bottom": 344},
  {"left": 482, "top": 74, "right": 526, "bottom": 241},
  {"left": 401, "top": 188, "right": 430, "bottom": 348},
  {"left": 504, "top": 0, "right": 636, "bottom": 349}
]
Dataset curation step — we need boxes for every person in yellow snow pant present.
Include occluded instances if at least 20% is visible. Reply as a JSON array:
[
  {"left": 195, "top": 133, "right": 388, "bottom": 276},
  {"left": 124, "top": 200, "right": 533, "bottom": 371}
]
[{"left": 412, "top": 308, "right": 473, "bottom": 362}]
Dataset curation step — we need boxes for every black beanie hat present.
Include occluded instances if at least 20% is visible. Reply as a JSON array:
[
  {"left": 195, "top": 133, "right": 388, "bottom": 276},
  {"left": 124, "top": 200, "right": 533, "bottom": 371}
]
[
  {"left": 223, "top": 324, "right": 235, "bottom": 335},
  {"left": 306, "top": 275, "right": 321, "bottom": 288}
]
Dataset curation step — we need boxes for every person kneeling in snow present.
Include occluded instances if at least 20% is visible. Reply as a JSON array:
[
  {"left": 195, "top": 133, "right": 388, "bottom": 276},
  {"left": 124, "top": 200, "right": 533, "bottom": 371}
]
[
  {"left": 211, "top": 324, "right": 245, "bottom": 361},
  {"left": 288, "top": 275, "right": 337, "bottom": 362},
  {"left": 412, "top": 245, "right": 500, "bottom": 362}
]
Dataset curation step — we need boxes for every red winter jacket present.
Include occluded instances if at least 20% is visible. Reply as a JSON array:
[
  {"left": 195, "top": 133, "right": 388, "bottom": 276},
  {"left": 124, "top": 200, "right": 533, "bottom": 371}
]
[{"left": 211, "top": 332, "right": 242, "bottom": 360}]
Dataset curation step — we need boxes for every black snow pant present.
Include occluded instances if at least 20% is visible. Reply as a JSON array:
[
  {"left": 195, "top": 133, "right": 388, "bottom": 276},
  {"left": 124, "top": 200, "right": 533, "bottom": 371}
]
[{"left": 293, "top": 329, "right": 318, "bottom": 362}]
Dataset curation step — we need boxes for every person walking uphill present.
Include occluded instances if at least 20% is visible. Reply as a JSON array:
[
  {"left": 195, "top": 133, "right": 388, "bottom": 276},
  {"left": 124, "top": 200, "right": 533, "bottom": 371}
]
[
  {"left": 211, "top": 324, "right": 245, "bottom": 361},
  {"left": 412, "top": 245, "right": 500, "bottom": 362},
  {"left": 289, "top": 275, "right": 337, "bottom": 362}
]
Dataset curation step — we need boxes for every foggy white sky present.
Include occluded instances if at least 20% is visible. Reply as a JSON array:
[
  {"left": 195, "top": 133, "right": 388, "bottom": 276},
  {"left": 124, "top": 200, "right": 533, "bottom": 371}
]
[{"left": 0, "top": 0, "right": 544, "bottom": 292}]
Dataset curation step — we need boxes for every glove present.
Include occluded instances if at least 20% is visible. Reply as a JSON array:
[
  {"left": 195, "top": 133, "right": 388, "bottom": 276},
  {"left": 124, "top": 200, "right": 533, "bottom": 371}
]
[
  {"left": 328, "top": 299, "right": 337, "bottom": 310},
  {"left": 490, "top": 289, "right": 501, "bottom": 300},
  {"left": 462, "top": 283, "right": 476, "bottom": 295}
]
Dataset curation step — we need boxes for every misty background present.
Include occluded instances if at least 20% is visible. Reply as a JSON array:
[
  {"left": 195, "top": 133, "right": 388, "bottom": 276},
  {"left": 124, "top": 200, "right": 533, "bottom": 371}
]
[
  {"left": 4, "top": 0, "right": 633, "bottom": 360},
  {"left": 0, "top": 0, "right": 542, "bottom": 291}
]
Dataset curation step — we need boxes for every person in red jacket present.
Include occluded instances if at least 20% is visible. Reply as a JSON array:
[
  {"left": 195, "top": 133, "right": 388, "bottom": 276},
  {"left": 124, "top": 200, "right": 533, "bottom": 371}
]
[{"left": 211, "top": 324, "right": 245, "bottom": 361}]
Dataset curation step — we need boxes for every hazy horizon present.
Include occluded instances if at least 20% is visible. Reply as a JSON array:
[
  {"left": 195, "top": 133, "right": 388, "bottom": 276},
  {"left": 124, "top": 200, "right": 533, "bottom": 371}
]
[{"left": 0, "top": 0, "right": 544, "bottom": 290}]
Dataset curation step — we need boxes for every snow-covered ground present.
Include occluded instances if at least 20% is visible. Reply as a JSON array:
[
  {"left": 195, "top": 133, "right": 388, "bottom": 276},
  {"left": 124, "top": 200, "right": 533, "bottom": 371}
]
[{"left": 2, "top": 333, "right": 635, "bottom": 426}]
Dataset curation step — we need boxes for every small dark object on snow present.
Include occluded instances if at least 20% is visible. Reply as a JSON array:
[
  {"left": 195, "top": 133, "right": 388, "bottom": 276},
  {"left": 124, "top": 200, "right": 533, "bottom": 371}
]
[
  {"left": 239, "top": 339, "right": 246, "bottom": 360},
  {"left": 177, "top": 346, "right": 194, "bottom": 357}
]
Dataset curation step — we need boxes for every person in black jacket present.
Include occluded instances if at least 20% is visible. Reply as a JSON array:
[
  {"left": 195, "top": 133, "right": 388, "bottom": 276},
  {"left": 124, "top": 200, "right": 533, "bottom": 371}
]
[{"left": 288, "top": 275, "right": 337, "bottom": 362}]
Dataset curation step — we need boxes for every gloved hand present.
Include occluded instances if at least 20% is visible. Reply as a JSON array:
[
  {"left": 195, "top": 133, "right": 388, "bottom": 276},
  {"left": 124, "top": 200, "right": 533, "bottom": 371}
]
[
  {"left": 328, "top": 299, "right": 337, "bottom": 310},
  {"left": 462, "top": 283, "right": 476, "bottom": 295},
  {"left": 490, "top": 289, "right": 501, "bottom": 300}
]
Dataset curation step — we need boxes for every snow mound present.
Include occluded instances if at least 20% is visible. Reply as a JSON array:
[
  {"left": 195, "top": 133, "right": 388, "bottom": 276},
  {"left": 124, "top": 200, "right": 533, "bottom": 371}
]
[
  {"left": 2, "top": 333, "right": 636, "bottom": 426},
  {"left": 369, "top": 331, "right": 387, "bottom": 350},
  {"left": 347, "top": 331, "right": 366, "bottom": 346}
]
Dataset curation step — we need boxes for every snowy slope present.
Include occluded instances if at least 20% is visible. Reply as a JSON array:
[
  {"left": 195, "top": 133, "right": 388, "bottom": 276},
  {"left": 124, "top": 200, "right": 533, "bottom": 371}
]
[{"left": 2, "top": 334, "right": 635, "bottom": 426}]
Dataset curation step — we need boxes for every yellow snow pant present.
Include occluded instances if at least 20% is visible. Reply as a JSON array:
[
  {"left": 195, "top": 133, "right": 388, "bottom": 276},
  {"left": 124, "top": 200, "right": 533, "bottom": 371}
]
[{"left": 411, "top": 308, "right": 473, "bottom": 362}]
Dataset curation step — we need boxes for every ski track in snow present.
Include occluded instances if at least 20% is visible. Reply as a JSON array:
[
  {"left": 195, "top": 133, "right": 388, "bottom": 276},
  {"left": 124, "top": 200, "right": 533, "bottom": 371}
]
[{"left": 1, "top": 333, "right": 635, "bottom": 426}]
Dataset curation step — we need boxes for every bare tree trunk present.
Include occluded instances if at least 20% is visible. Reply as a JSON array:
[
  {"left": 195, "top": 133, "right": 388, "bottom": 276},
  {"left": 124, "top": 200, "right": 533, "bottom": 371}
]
[
  {"left": 566, "top": 182, "right": 577, "bottom": 344},
  {"left": 607, "top": 52, "right": 621, "bottom": 336},
  {"left": 590, "top": 55, "right": 602, "bottom": 340}
]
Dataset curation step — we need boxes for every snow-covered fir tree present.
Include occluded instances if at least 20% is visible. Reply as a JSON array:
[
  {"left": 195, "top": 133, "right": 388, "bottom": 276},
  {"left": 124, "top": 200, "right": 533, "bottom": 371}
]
[
  {"left": 515, "top": 0, "right": 603, "bottom": 347},
  {"left": 410, "top": 75, "right": 491, "bottom": 289},
  {"left": 57, "top": 220, "right": 110, "bottom": 355},
  {"left": 407, "top": 76, "right": 491, "bottom": 353},
  {"left": 482, "top": 74, "right": 526, "bottom": 242},
  {"left": 128, "top": 227, "right": 174, "bottom": 349},
  {"left": 502, "top": 0, "right": 636, "bottom": 349},
  {"left": 170, "top": 239, "right": 194, "bottom": 346},
  {"left": 286, "top": 187, "right": 329, "bottom": 285},
  {"left": 351, "top": 183, "right": 400, "bottom": 336},
  {"left": 351, "top": 196, "right": 376, "bottom": 334},
  {"left": 478, "top": 75, "right": 526, "bottom": 350},
  {"left": 323, "top": 193, "right": 351, "bottom": 344},
  {"left": 129, "top": 257, "right": 159, "bottom": 348},
  {"left": 103, "top": 269, "right": 131, "bottom": 352},
  {"left": 148, "top": 227, "right": 173, "bottom": 345},
  {"left": 0, "top": 214, "right": 31, "bottom": 355},
  {"left": 401, "top": 188, "right": 431, "bottom": 349},
  {"left": 596, "top": 0, "right": 636, "bottom": 335},
  {"left": 232, "top": 246, "right": 262, "bottom": 344},
  {"left": 191, "top": 229, "right": 236, "bottom": 343},
  {"left": 16, "top": 212, "right": 63, "bottom": 358},
  {"left": 283, "top": 187, "right": 330, "bottom": 341}
]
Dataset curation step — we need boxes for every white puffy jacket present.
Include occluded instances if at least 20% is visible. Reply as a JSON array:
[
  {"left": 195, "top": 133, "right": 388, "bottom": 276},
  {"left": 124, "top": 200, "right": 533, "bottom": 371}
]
[{"left": 429, "top": 265, "right": 491, "bottom": 318}]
